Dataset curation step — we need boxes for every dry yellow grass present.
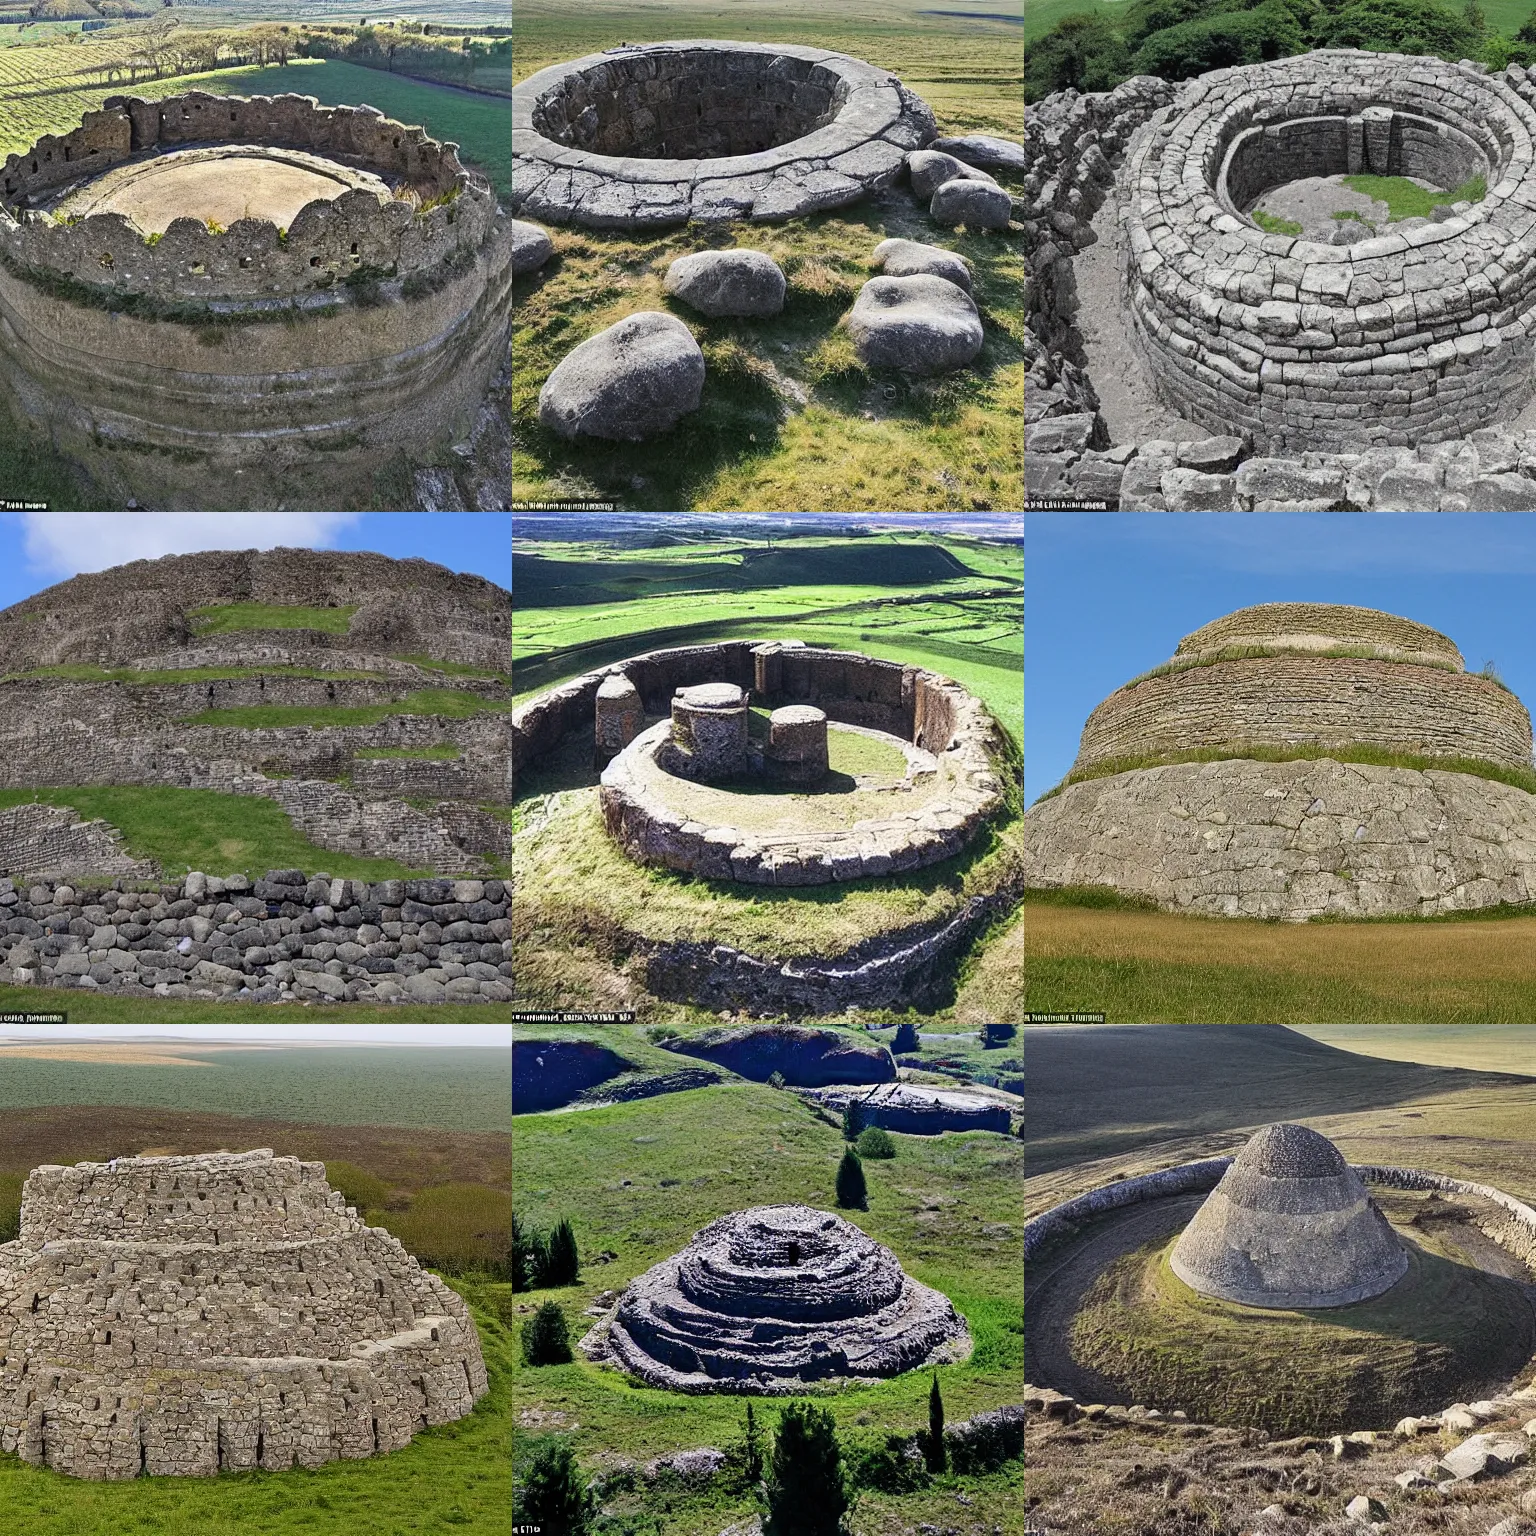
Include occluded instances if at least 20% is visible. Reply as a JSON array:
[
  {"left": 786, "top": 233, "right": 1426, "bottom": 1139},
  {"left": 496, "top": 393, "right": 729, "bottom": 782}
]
[{"left": 0, "top": 1045, "right": 214, "bottom": 1067}]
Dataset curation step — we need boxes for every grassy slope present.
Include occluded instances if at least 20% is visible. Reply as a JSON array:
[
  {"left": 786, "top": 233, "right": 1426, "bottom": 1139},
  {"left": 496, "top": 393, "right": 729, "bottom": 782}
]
[
  {"left": 1294, "top": 1025, "right": 1536, "bottom": 1075},
  {"left": 178, "top": 687, "right": 513, "bottom": 727},
  {"left": 513, "top": 1, "right": 1023, "bottom": 512},
  {"left": 1023, "top": 899, "right": 1536, "bottom": 1025},
  {"left": 514, "top": 1080, "right": 1021, "bottom": 1533},
  {"left": 0, "top": 1278, "right": 512, "bottom": 1536},
  {"left": 190, "top": 603, "right": 360, "bottom": 635}
]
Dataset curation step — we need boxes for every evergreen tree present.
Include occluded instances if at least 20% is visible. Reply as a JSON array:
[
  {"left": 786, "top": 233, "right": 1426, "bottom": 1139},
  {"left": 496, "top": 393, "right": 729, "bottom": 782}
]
[
  {"left": 543, "top": 1217, "right": 581, "bottom": 1286},
  {"left": 892, "top": 1022, "right": 920, "bottom": 1054},
  {"left": 522, "top": 1300, "right": 573, "bottom": 1366},
  {"left": 518, "top": 1437, "right": 595, "bottom": 1535},
  {"left": 927, "top": 1373, "right": 947, "bottom": 1473},
  {"left": 855, "top": 1126, "right": 896, "bottom": 1160},
  {"left": 765, "top": 1402, "right": 848, "bottom": 1536},
  {"left": 743, "top": 1399, "right": 765, "bottom": 1485},
  {"left": 841, "top": 1099, "right": 864, "bottom": 1141},
  {"left": 511, "top": 1211, "right": 532, "bottom": 1293},
  {"left": 835, "top": 1148, "right": 868, "bottom": 1210}
]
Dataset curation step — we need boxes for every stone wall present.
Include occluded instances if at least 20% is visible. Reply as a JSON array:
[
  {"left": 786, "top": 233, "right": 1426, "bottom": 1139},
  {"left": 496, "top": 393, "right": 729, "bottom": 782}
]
[
  {"left": 1024, "top": 1159, "right": 1231, "bottom": 1259},
  {"left": 1176, "top": 602, "right": 1463, "bottom": 666},
  {"left": 1023, "top": 758, "right": 1536, "bottom": 919},
  {"left": 1073, "top": 656, "right": 1533, "bottom": 774},
  {"left": 0, "top": 1150, "right": 488, "bottom": 1478},
  {"left": 0, "top": 802, "right": 157, "bottom": 881},
  {"left": 0, "top": 868, "right": 512, "bottom": 1004}
]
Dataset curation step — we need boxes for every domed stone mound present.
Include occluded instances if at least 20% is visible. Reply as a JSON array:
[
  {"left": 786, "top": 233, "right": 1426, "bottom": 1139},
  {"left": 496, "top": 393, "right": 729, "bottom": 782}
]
[
  {"left": 1171, "top": 1125, "right": 1407, "bottom": 1308},
  {"left": 0, "top": 1149, "right": 488, "bottom": 1478},
  {"left": 1175, "top": 604, "right": 1464, "bottom": 669},
  {"left": 595, "top": 1205, "right": 968, "bottom": 1393}
]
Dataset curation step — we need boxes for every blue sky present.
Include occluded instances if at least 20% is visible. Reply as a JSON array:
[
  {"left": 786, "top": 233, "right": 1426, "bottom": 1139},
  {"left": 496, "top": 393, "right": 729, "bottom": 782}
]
[
  {"left": 1026, "top": 514, "right": 1536, "bottom": 804},
  {"left": 0, "top": 513, "right": 510, "bottom": 609}
]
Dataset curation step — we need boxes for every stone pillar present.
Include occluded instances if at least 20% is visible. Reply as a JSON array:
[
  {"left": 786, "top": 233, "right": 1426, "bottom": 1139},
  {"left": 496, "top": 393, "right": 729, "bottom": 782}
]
[
  {"left": 593, "top": 673, "right": 644, "bottom": 767},
  {"left": 752, "top": 639, "right": 807, "bottom": 703},
  {"left": 668, "top": 682, "right": 749, "bottom": 781},
  {"left": 1361, "top": 106, "right": 1393, "bottom": 176},
  {"left": 765, "top": 704, "right": 828, "bottom": 785},
  {"left": 1347, "top": 115, "right": 1364, "bottom": 175}
]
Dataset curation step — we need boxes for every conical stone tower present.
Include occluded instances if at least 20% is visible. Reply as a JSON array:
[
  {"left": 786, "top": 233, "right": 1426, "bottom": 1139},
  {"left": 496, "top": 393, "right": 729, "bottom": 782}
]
[{"left": 1171, "top": 1124, "right": 1407, "bottom": 1308}]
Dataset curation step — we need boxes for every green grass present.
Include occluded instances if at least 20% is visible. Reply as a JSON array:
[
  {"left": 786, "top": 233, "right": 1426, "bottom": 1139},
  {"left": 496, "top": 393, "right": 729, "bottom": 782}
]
[
  {"left": 1251, "top": 208, "right": 1302, "bottom": 236},
  {"left": 0, "top": 785, "right": 450, "bottom": 881},
  {"left": 354, "top": 745, "right": 462, "bottom": 760},
  {"left": 189, "top": 603, "right": 359, "bottom": 636},
  {"left": 178, "top": 688, "right": 513, "bottom": 728},
  {"left": 392, "top": 654, "right": 514, "bottom": 686},
  {"left": 1342, "top": 172, "right": 1488, "bottom": 220},
  {"left": 375, "top": 1183, "right": 511, "bottom": 1275},
  {"left": 0, "top": 664, "right": 391, "bottom": 685},
  {"left": 0, "top": 1276, "right": 511, "bottom": 1536}
]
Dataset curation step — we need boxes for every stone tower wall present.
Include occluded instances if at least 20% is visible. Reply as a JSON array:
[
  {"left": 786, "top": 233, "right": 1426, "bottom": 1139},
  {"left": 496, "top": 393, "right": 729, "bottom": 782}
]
[{"left": 1175, "top": 603, "right": 1463, "bottom": 666}]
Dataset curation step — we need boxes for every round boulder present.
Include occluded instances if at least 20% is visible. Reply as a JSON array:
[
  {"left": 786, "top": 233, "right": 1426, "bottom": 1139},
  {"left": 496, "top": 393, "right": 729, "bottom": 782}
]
[
  {"left": 907, "top": 148, "right": 999, "bottom": 203},
  {"left": 930, "top": 133, "right": 1027, "bottom": 171},
  {"left": 538, "top": 311, "right": 706, "bottom": 441},
  {"left": 872, "top": 237, "right": 973, "bottom": 294},
  {"left": 930, "top": 178, "right": 1014, "bottom": 231},
  {"left": 511, "top": 219, "right": 555, "bottom": 276},
  {"left": 664, "top": 249, "right": 787, "bottom": 318},
  {"left": 845, "top": 274, "right": 984, "bottom": 375}
]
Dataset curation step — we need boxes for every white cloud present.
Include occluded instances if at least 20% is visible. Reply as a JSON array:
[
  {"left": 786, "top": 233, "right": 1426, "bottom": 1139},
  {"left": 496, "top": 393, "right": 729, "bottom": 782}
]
[{"left": 21, "top": 513, "right": 363, "bottom": 578}]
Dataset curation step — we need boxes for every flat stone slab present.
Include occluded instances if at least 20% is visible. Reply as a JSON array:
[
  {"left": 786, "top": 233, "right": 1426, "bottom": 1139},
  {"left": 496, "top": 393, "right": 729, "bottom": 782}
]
[{"left": 512, "top": 40, "right": 936, "bottom": 228}]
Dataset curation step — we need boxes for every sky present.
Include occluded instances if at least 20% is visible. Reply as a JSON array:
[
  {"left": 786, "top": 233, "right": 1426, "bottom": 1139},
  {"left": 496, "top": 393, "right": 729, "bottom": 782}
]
[
  {"left": 1025, "top": 514, "right": 1536, "bottom": 804},
  {"left": 0, "top": 512, "right": 510, "bottom": 610}
]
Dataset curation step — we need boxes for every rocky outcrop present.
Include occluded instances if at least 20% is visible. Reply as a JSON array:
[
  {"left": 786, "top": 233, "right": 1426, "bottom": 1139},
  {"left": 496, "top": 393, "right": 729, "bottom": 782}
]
[
  {"left": 662, "top": 1024, "right": 895, "bottom": 1086},
  {"left": 803, "top": 1083, "right": 1013, "bottom": 1135},
  {"left": 514, "top": 1038, "right": 634, "bottom": 1113},
  {"left": 946, "top": 1404, "right": 1025, "bottom": 1471}
]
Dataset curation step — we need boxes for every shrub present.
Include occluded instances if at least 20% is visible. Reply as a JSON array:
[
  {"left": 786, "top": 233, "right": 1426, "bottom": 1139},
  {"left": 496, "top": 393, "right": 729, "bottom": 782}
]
[
  {"left": 645, "top": 1024, "right": 680, "bottom": 1042},
  {"left": 1131, "top": 1, "right": 1305, "bottom": 80},
  {"left": 982, "top": 1023, "right": 1017, "bottom": 1047},
  {"left": 946, "top": 1406, "right": 1025, "bottom": 1473},
  {"left": 542, "top": 1217, "right": 581, "bottom": 1286},
  {"left": 737, "top": 1399, "right": 765, "bottom": 1486},
  {"left": 522, "top": 1300, "right": 573, "bottom": 1366},
  {"left": 843, "top": 1430, "right": 928, "bottom": 1493},
  {"left": 1311, "top": 0, "right": 1475, "bottom": 51},
  {"left": 841, "top": 1099, "right": 865, "bottom": 1142},
  {"left": 892, "top": 1022, "right": 920, "bottom": 1054},
  {"left": 835, "top": 1149, "right": 867, "bottom": 1210},
  {"left": 516, "top": 1436, "right": 595, "bottom": 1533},
  {"left": 768, "top": 1070, "right": 786, "bottom": 1090},
  {"left": 765, "top": 1403, "right": 847, "bottom": 1536},
  {"left": 1024, "top": 12, "right": 1131, "bottom": 100},
  {"left": 855, "top": 1126, "right": 896, "bottom": 1159},
  {"left": 324, "top": 1159, "right": 390, "bottom": 1214}
]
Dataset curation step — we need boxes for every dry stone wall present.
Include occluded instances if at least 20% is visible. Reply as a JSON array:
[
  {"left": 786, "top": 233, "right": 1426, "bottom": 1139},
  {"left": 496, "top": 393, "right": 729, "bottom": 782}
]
[
  {"left": 0, "top": 869, "right": 512, "bottom": 1004},
  {"left": 0, "top": 1150, "right": 488, "bottom": 1478},
  {"left": 0, "top": 803, "right": 157, "bottom": 881},
  {"left": 1073, "top": 656, "right": 1533, "bottom": 774},
  {"left": 1176, "top": 602, "right": 1463, "bottom": 665}
]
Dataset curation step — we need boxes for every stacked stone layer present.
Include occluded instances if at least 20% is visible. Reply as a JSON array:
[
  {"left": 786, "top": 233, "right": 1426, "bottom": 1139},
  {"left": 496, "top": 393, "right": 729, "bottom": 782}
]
[
  {"left": 512, "top": 41, "right": 936, "bottom": 227},
  {"left": 1175, "top": 602, "right": 1463, "bottom": 667},
  {"left": 597, "top": 1205, "right": 968, "bottom": 1393},
  {"left": 0, "top": 1151, "right": 488, "bottom": 1479},
  {"left": 1124, "top": 51, "right": 1536, "bottom": 450}
]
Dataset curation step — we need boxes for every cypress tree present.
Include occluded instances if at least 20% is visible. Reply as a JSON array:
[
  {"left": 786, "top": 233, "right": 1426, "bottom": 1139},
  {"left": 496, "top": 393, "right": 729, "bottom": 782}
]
[
  {"left": 519, "top": 1437, "right": 595, "bottom": 1534},
  {"left": 543, "top": 1217, "right": 581, "bottom": 1285},
  {"left": 835, "top": 1148, "right": 867, "bottom": 1210},
  {"left": 511, "top": 1212, "right": 532, "bottom": 1293},
  {"left": 765, "top": 1402, "right": 847, "bottom": 1536},
  {"left": 743, "top": 1399, "right": 764, "bottom": 1484},
  {"left": 927, "top": 1372, "right": 947, "bottom": 1472},
  {"left": 893, "top": 1021, "right": 920, "bottom": 1054},
  {"left": 522, "top": 1300, "right": 573, "bottom": 1366}
]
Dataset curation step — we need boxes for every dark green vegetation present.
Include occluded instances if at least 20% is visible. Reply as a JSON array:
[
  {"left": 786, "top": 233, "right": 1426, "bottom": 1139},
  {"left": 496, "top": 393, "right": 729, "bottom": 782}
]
[
  {"left": 836, "top": 1146, "right": 869, "bottom": 1208},
  {"left": 1341, "top": 171, "right": 1488, "bottom": 219},
  {"left": 522, "top": 1299, "right": 575, "bottom": 1366},
  {"left": 178, "top": 686, "right": 513, "bottom": 728},
  {"left": 514, "top": 0, "right": 1021, "bottom": 512},
  {"left": 189, "top": 602, "right": 360, "bottom": 636},
  {"left": 856, "top": 1126, "right": 898, "bottom": 1159},
  {"left": 515, "top": 1437, "right": 595, "bottom": 1533},
  {"left": 765, "top": 1402, "right": 848, "bottom": 1536},
  {"left": 513, "top": 1079, "right": 1022, "bottom": 1533},
  {"left": 1069, "top": 1220, "right": 1535, "bottom": 1433}
]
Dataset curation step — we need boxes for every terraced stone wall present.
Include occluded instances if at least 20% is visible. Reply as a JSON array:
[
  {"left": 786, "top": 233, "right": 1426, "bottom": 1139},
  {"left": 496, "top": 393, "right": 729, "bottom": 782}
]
[
  {"left": 1176, "top": 603, "right": 1463, "bottom": 665},
  {"left": 0, "top": 802, "right": 156, "bottom": 881},
  {"left": 1073, "top": 656, "right": 1533, "bottom": 774}
]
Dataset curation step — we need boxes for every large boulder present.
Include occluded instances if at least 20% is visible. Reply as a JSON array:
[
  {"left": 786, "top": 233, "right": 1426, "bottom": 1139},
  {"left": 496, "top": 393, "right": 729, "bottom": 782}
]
[
  {"left": 511, "top": 219, "right": 555, "bottom": 276},
  {"left": 872, "top": 237, "right": 973, "bottom": 293},
  {"left": 538, "top": 312, "right": 706, "bottom": 441},
  {"left": 930, "top": 134, "right": 1027, "bottom": 171},
  {"left": 664, "top": 249, "right": 786, "bottom": 318},
  {"left": 930, "top": 179, "right": 1014, "bottom": 231},
  {"left": 845, "top": 274, "right": 984, "bottom": 375},
  {"left": 906, "top": 149, "right": 999, "bottom": 203},
  {"left": 514, "top": 1039, "right": 632, "bottom": 1113},
  {"left": 662, "top": 1024, "right": 896, "bottom": 1086}
]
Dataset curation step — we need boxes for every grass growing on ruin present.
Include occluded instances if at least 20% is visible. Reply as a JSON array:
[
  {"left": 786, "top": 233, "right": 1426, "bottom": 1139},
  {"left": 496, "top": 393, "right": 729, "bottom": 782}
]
[
  {"left": 1342, "top": 172, "right": 1489, "bottom": 219},
  {"left": 189, "top": 603, "right": 360, "bottom": 636},
  {"left": 178, "top": 688, "right": 514, "bottom": 728},
  {"left": 951, "top": 905, "right": 1024, "bottom": 1026},
  {"left": 393, "top": 654, "right": 514, "bottom": 686},
  {"left": 1252, "top": 208, "right": 1303, "bottom": 237},
  {"left": 513, "top": 1080, "right": 1020, "bottom": 1531},
  {"left": 0, "top": 665, "right": 392, "bottom": 685},
  {"left": 0, "top": 986, "right": 511, "bottom": 1022},
  {"left": 0, "top": 786, "right": 445, "bottom": 882}
]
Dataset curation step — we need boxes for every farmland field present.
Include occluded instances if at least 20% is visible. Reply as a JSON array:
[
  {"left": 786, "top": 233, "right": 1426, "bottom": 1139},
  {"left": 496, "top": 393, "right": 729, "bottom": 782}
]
[{"left": 512, "top": 0, "right": 1023, "bottom": 511}]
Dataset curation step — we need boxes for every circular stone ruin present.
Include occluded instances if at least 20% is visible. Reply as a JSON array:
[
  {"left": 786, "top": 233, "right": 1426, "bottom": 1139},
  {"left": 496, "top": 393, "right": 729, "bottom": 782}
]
[
  {"left": 0, "top": 1149, "right": 488, "bottom": 1479},
  {"left": 1125, "top": 50, "right": 1536, "bottom": 450},
  {"left": 584, "top": 1204, "right": 969, "bottom": 1393},
  {"left": 0, "top": 92, "right": 514, "bottom": 508},
  {"left": 511, "top": 40, "right": 937, "bottom": 227},
  {"left": 1023, "top": 602, "right": 1536, "bottom": 919}
]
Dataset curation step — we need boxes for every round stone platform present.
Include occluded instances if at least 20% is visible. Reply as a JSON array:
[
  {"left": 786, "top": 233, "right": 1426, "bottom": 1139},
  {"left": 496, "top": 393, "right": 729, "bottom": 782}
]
[{"left": 50, "top": 145, "right": 392, "bottom": 234}]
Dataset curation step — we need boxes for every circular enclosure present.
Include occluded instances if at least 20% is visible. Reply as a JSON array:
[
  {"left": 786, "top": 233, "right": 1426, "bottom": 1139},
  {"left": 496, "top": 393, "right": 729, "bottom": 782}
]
[
  {"left": 1124, "top": 50, "right": 1536, "bottom": 450},
  {"left": 511, "top": 40, "right": 937, "bottom": 227}
]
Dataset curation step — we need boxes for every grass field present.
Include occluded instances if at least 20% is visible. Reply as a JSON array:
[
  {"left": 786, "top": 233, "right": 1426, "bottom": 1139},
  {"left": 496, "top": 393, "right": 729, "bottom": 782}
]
[
  {"left": 1295, "top": 1025, "right": 1536, "bottom": 1075},
  {"left": 178, "top": 686, "right": 513, "bottom": 728},
  {"left": 514, "top": 1079, "right": 1021, "bottom": 1533},
  {"left": 513, "top": 0, "right": 1023, "bottom": 511}
]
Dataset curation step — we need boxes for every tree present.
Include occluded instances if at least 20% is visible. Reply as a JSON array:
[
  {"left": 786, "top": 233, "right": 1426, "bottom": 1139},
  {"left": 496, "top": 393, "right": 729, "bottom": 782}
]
[
  {"left": 1310, "top": 0, "right": 1475, "bottom": 53},
  {"left": 835, "top": 1148, "right": 867, "bottom": 1211},
  {"left": 892, "top": 1022, "right": 919, "bottom": 1054},
  {"left": 855, "top": 1126, "right": 896, "bottom": 1160},
  {"left": 543, "top": 1217, "right": 581, "bottom": 1286},
  {"left": 518, "top": 1438, "right": 595, "bottom": 1536},
  {"left": 1024, "top": 12, "right": 1131, "bottom": 101},
  {"left": 927, "top": 1374, "right": 947, "bottom": 1473},
  {"left": 1130, "top": 1, "right": 1305, "bottom": 81},
  {"left": 522, "top": 1300, "right": 573, "bottom": 1366},
  {"left": 841, "top": 1099, "right": 864, "bottom": 1142},
  {"left": 1464, "top": 0, "right": 1487, "bottom": 33},
  {"left": 742, "top": 1400, "right": 765, "bottom": 1485},
  {"left": 511, "top": 1211, "right": 532, "bottom": 1292},
  {"left": 765, "top": 1403, "right": 847, "bottom": 1536}
]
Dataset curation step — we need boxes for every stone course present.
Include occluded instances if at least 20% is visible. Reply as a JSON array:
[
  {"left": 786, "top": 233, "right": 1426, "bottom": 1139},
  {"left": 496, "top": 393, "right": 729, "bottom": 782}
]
[
  {"left": 0, "top": 1150, "right": 487, "bottom": 1478},
  {"left": 802, "top": 1082, "right": 1014, "bottom": 1135},
  {"left": 0, "top": 803, "right": 158, "bottom": 881},
  {"left": 512, "top": 41, "right": 935, "bottom": 227},
  {"left": 0, "top": 870, "right": 512, "bottom": 1004}
]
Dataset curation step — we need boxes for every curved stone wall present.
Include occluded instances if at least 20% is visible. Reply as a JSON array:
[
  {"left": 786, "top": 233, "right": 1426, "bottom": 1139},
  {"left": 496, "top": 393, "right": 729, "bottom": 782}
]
[
  {"left": 1123, "top": 52, "right": 1536, "bottom": 451},
  {"left": 1072, "top": 656, "right": 1532, "bottom": 775},
  {"left": 1023, "top": 758, "right": 1536, "bottom": 919},
  {"left": 512, "top": 41, "right": 934, "bottom": 227},
  {"left": 1175, "top": 603, "right": 1463, "bottom": 667}
]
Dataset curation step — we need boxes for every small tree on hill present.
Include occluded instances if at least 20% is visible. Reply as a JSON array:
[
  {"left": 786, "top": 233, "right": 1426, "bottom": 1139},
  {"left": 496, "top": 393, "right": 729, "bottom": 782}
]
[
  {"left": 511, "top": 1212, "right": 534, "bottom": 1293},
  {"left": 522, "top": 1300, "right": 573, "bottom": 1366},
  {"left": 926, "top": 1373, "right": 947, "bottom": 1473},
  {"left": 835, "top": 1148, "right": 867, "bottom": 1211},
  {"left": 840, "top": 1099, "right": 865, "bottom": 1142},
  {"left": 765, "top": 1402, "right": 847, "bottom": 1536},
  {"left": 892, "top": 1022, "right": 920, "bottom": 1054},
  {"left": 855, "top": 1126, "right": 896, "bottom": 1160},
  {"left": 542, "top": 1217, "right": 581, "bottom": 1286},
  {"left": 518, "top": 1437, "right": 595, "bottom": 1535},
  {"left": 741, "top": 1399, "right": 765, "bottom": 1485}
]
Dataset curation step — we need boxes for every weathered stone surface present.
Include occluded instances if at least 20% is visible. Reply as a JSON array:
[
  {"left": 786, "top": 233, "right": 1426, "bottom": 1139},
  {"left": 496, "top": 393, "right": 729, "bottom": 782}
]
[
  {"left": 1176, "top": 436, "right": 1246, "bottom": 473},
  {"left": 906, "top": 149, "right": 998, "bottom": 202},
  {"left": 872, "top": 236, "right": 973, "bottom": 292},
  {"left": 803, "top": 1083, "right": 1013, "bottom": 1134},
  {"left": 930, "top": 178, "right": 1013, "bottom": 230},
  {"left": 538, "top": 311, "right": 706, "bottom": 440},
  {"left": 1162, "top": 467, "right": 1238, "bottom": 511},
  {"left": 587, "top": 1205, "right": 969, "bottom": 1392},
  {"left": 1026, "top": 413, "right": 1098, "bottom": 455},
  {"left": 845, "top": 274, "right": 984, "bottom": 374},
  {"left": 663, "top": 248, "right": 786, "bottom": 318},
  {"left": 1440, "top": 1432, "right": 1531, "bottom": 1481},
  {"left": 0, "top": 1150, "right": 488, "bottom": 1479},
  {"left": 930, "top": 133, "right": 1026, "bottom": 170},
  {"left": 511, "top": 218, "right": 555, "bottom": 275}
]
